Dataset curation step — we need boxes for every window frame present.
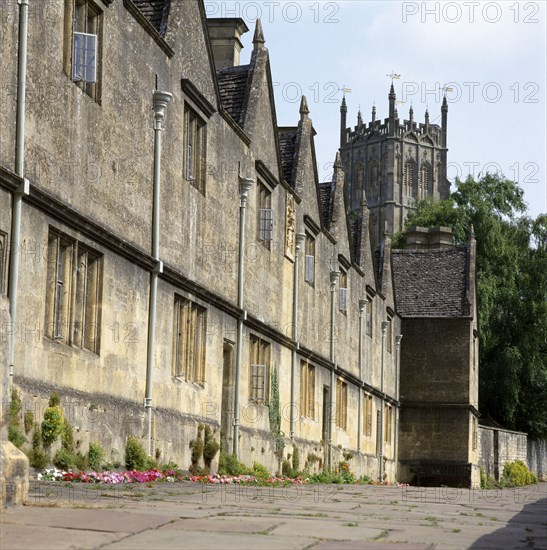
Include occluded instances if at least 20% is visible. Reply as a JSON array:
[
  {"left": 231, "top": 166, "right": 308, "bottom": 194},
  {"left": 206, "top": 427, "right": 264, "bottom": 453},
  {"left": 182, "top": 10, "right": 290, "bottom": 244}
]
[
  {"left": 335, "top": 378, "right": 348, "bottom": 430},
  {"left": 419, "top": 162, "right": 431, "bottom": 199},
  {"left": 386, "top": 316, "right": 393, "bottom": 354},
  {"left": 299, "top": 360, "right": 316, "bottom": 419},
  {"left": 403, "top": 159, "right": 415, "bottom": 197},
  {"left": 339, "top": 268, "right": 348, "bottom": 313},
  {"left": 364, "top": 393, "right": 373, "bottom": 437},
  {"left": 384, "top": 404, "right": 393, "bottom": 444},
  {"left": 183, "top": 103, "right": 207, "bottom": 195},
  {"left": 45, "top": 230, "right": 102, "bottom": 354},
  {"left": 67, "top": 0, "right": 103, "bottom": 101},
  {"left": 304, "top": 232, "right": 315, "bottom": 286},
  {"left": 257, "top": 182, "right": 273, "bottom": 248},
  {"left": 249, "top": 335, "right": 271, "bottom": 404},
  {"left": 367, "top": 159, "right": 379, "bottom": 194},
  {"left": 366, "top": 298, "right": 373, "bottom": 337},
  {"left": 173, "top": 297, "right": 207, "bottom": 384}
]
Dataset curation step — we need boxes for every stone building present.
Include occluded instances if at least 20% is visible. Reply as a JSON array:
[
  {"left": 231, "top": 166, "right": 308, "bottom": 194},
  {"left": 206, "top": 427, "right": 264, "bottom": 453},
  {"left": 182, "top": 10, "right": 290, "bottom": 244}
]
[
  {"left": 0, "top": 0, "right": 479, "bottom": 487},
  {"left": 339, "top": 86, "right": 450, "bottom": 251},
  {"left": 392, "top": 227, "right": 480, "bottom": 486}
]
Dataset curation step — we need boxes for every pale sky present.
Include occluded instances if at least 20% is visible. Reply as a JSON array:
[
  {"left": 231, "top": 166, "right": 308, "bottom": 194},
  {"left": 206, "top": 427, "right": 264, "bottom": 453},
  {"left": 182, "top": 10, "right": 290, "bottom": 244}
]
[{"left": 205, "top": 0, "right": 547, "bottom": 218}]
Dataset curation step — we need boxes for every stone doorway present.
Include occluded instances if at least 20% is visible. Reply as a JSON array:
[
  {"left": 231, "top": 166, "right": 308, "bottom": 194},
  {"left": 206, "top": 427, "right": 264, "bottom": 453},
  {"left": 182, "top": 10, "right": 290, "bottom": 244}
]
[{"left": 221, "top": 340, "right": 234, "bottom": 454}]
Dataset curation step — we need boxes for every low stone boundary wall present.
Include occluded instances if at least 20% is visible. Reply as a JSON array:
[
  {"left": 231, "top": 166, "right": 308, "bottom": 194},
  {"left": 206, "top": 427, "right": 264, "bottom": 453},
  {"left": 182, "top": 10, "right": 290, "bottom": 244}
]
[
  {"left": 527, "top": 439, "right": 547, "bottom": 481},
  {"left": 478, "top": 425, "right": 528, "bottom": 481}
]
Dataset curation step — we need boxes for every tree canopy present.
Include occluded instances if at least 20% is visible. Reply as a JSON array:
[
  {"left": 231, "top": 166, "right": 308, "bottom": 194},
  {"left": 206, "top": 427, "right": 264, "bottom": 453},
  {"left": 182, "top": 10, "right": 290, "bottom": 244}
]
[{"left": 394, "top": 174, "right": 547, "bottom": 438}]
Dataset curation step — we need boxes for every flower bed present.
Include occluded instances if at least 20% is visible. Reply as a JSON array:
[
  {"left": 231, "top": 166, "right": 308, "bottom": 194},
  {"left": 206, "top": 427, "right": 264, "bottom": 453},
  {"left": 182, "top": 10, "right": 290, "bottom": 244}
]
[
  {"left": 36, "top": 468, "right": 409, "bottom": 486},
  {"left": 37, "top": 468, "right": 181, "bottom": 484}
]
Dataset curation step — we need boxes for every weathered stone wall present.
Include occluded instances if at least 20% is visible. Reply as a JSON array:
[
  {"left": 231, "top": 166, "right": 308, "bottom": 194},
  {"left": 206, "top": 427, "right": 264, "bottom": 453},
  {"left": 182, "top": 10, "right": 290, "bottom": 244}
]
[
  {"left": 399, "top": 407, "right": 471, "bottom": 464},
  {"left": 398, "top": 317, "right": 477, "bottom": 486},
  {"left": 478, "top": 426, "right": 528, "bottom": 481},
  {"left": 1, "top": 296, "right": 10, "bottom": 439},
  {"left": 400, "top": 318, "right": 472, "bottom": 404},
  {"left": 1, "top": 296, "right": 30, "bottom": 507},
  {"left": 527, "top": 439, "right": 547, "bottom": 481}
]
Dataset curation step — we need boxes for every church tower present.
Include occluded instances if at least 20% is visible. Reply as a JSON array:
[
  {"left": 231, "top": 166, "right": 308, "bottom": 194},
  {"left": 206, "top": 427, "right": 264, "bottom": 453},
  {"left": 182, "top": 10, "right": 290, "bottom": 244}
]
[{"left": 339, "top": 85, "right": 450, "bottom": 251}]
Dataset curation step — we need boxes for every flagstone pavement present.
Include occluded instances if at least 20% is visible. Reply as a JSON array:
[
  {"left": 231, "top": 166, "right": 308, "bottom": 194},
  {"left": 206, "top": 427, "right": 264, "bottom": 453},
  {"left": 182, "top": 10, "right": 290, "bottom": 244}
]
[{"left": 1, "top": 481, "right": 546, "bottom": 549}]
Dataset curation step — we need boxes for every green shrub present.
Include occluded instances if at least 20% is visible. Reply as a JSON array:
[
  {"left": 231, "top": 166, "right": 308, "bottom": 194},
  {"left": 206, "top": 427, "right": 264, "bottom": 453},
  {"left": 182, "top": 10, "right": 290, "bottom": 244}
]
[
  {"left": 41, "top": 405, "right": 64, "bottom": 447},
  {"left": 88, "top": 442, "right": 105, "bottom": 471},
  {"left": 9, "top": 389, "right": 22, "bottom": 426},
  {"left": 343, "top": 451, "right": 354, "bottom": 461},
  {"left": 252, "top": 462, "right": 271, "bottom": 480},
  {"left": 125, "top": 436, "right": 148, "bottom": 471},
  {"left": 502, "top": 460, "right": 538, "bottom": 486},
  {"left": 29, "top": 448, "right": 50, "bottom": 470},
  {"left": 282, "top": 459, "right": 291, "bottom": 476},
  {"left": 8, "top": 389, "right": 26, "bottom": 448},
  {"left": 218, "top": 452, "right": 249, "bottom": 476},
  {"left": 8, "top": 425, "right": 27, "bottom": 448},
  {"left": 203, "top": 426, "right": 220, "bottom": 468},
  {"left": 24, "top": 411, "right": 34, "bottom": 434},
  {"left": 53, "top": 448, "right": 76, "bottom": 470},
  {"left": 479, "top": 467, "right": 499, "bottom": 489},
  {"left": 336, "top": 461, "right": 356, "bottom": 483},
  {"left": 27, "top": 424, "right": 49, "bottom": 469},
  {"left": 48, "top": 392, "right": 61, "bottom": 407},
  {"left": 307, "top": 462, "right": 357, "bottom": 484},
  {"left": 190, "top": 426, "right": 204, "bottom": 467},
  {"left": 74, "top": 452, "right": 89, "bottom": 471},
  {"left": 61, "top": 419, "right": 75, "bottom": 454}
]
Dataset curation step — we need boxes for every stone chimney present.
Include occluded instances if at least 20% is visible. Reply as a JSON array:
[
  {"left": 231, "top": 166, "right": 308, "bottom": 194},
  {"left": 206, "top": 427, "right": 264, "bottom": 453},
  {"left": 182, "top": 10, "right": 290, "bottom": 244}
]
[
  {"left": 404, "top": 226, "right": 430, "bottom": 249},
  {"left": 206, "top": 18, "right": 249, "bottom": 70},
  {"left": 405, "top": 226, "right": 454, "bottom": 249},
  {"left": 428, "top": 226, "right": 454, "bottom": 249}
]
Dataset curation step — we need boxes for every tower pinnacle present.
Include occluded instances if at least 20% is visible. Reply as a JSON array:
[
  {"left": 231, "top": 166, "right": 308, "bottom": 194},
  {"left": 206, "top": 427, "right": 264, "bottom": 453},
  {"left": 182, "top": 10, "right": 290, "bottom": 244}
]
[{"left": 253, "top": 18, "right": 265, "bottom": 49}]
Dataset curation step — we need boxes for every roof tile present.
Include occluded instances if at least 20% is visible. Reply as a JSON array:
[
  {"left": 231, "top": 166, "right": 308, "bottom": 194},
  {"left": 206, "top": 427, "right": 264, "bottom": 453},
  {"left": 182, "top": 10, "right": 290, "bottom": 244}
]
[
  {"left": 391, "top": 247, "right": 469, "bottom": 317},
  {"left": 132, "top": 0, "right": 170, "bottom": 36},
  {"left": 217, "top": 65, "right": 251, "bottom": 127}
]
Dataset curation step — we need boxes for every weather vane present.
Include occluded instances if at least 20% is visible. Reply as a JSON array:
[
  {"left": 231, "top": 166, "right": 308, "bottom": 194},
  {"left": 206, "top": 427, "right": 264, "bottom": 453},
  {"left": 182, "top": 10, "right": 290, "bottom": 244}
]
[
  {"left": 386, "top": 71, "right": 401, "bottom": 81},
  {"left": 341, "top": 84, "right": 352, "bottom": 95}
]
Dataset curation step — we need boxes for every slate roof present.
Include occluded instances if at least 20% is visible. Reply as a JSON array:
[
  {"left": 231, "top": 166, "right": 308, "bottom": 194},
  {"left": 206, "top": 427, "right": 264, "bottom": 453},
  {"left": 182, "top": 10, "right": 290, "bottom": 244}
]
[
  {"left": 278, "top": 128, "right": 297, "bottom": 185},
  {"left": 132, "top": 0, "right": 171, "bottom": 36},
  {"left": 317, "top": 181, "right": 333, "bottom": 228},
  {"left": 349, "top": 214, "right": 362, "bottom": 264},
  {"left": 216, "top": 65, "right": 251, "bottom": 127},
  {"left": 391, "top": 247, "right": 469, "bottom": 317}
]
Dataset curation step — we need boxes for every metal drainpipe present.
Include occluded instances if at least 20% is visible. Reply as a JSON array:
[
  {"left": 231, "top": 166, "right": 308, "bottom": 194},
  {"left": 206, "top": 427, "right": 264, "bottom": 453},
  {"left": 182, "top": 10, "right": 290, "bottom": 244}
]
[
  {"left": 357, "top": 299, "right": 367, "bottom": 452},
  {"left": 8, "top": 0, "right": 30, "bottom": 401},
  {"left": 328, "top": 270, "right": 340, "bottom": 470},
  {"left": 290, "top": 233, "right": 305, "bottom": 440},
  {"left": 394, "top": 334, "right": 403, "bottom": 479},
  {"left": 379, "top": 320, "right": 388, "bottom": 481},
  {"left": 233, "top": 175, "right": 253, "bottom": 458},
  {"left": 145, "top": 90, "right": 172, "bottom": 456}
]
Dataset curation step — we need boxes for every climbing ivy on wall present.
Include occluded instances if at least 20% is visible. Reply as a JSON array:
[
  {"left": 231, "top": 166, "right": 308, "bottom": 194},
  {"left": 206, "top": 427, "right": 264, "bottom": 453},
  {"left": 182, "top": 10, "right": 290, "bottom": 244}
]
[{"left": 268, "top": 364, "right": 285, "bottom": 461}]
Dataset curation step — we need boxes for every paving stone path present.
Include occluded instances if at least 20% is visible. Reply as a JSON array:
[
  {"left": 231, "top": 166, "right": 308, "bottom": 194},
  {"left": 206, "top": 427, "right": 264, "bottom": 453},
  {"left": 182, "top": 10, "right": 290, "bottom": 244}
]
[{"left": 1, "top": 481, "right": 546, "bottom": 549}]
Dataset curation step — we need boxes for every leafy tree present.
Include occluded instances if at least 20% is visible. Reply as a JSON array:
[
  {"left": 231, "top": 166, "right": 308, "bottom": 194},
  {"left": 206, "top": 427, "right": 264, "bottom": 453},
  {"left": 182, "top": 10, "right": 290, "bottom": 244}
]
[{"left": 394, "top": 174, "right": 547, "bottom": 438}]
